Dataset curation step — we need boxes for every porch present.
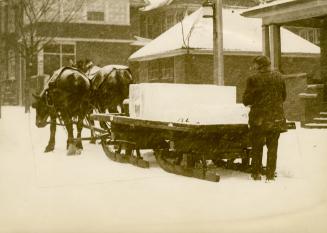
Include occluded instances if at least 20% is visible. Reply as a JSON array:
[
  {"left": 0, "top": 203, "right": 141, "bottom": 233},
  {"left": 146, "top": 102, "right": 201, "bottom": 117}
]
[{"left": 242, "top": 0, "right": 327, "bottom": 128}]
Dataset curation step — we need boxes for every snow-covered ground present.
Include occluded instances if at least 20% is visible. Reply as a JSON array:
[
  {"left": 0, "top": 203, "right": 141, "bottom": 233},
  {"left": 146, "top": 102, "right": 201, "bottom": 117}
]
[{"left": 0, "top": 106, "right": 327, "bottom": 233}]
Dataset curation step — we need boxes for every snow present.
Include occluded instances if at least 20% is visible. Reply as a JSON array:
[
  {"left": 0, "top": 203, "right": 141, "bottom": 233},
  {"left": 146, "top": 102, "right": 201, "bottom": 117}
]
[
  {"left": 243, "top": 0, "right": 296, "bottom": 12},
  {"left": 131, "top": 36, "right": 152, "bottom": 47},
  {"left": 140, "top": 0, "right": 174, "bottom": 11},
  {"left": 1, "top": 106, "right": 327, "bottom": 233},
  {"left": 129, "top": 8, "right": 320, "bottom": 61},
  {"left": 299, "top": 93, "right": 318, "bottom": 98}
]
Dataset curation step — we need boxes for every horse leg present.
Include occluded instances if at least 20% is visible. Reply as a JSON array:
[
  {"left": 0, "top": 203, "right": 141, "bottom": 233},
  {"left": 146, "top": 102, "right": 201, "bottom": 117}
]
[
  {"left": 63, "top": 117, "right": 77, "bottom": 155},
  {"left": 87, "top": 115, "right": 96, "bottom": 144},
  {"left": 76, "top": 114, "right": 84, "bottom": 153},
  {"left": 99, "top": 106, "right": 109, "bottom": 130},
  {"left": 44, "top": 115, "right": 56, "bottom": 152}
]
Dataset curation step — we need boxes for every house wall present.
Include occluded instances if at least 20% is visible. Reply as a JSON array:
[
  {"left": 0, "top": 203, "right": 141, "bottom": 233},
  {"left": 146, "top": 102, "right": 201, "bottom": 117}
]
[
  {"left": 174, "top": 55, "right": 186, "bottom": 83},
  {"left": 76, "top": 42, "right": 132, "bottom": 66}
]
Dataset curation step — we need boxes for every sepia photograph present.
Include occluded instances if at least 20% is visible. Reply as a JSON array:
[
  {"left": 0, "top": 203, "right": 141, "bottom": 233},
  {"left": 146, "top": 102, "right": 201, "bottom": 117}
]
[{"left": 0, "top": 0, "right": 326, "bottom": 232}]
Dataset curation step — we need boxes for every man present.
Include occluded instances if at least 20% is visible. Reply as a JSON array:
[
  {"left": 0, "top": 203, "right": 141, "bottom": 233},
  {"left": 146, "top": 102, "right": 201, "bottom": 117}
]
[{"left": 243, "top": 55, "right": 287, "bottom": 181}]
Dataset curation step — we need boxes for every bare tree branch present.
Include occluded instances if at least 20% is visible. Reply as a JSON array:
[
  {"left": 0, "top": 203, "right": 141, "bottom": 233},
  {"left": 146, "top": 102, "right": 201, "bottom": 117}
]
[{"left": 15, "top": 0, "right": 85, "bottom": 59}]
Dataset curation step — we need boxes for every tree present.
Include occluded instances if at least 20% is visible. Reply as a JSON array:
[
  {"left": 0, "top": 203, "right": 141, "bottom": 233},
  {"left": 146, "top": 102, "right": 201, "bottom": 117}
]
[{"left": 10, "top": 0, "right": 85, "bottom": 112}]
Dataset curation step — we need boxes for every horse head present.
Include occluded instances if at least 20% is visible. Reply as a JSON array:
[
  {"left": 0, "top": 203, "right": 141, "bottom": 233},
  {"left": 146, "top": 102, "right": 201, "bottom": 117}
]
[
  {"left": 76, "top": 59, "right": 87, "bottom": 73},
  {"left": 31, "top": 90, "right": 53, "bottom": 128},
  {"left": 118, "top": 68, "right": 133, "bottom": 100}
]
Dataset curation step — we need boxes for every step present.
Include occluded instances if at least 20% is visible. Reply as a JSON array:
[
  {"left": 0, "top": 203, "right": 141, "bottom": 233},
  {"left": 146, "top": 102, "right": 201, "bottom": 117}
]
[
  {"left": 299, "top": 93, "right": 318, "bottom": 99},
  {"left": 313, "top": 117, "right": 327, "bottom": 123},
  {"left": 303, "top": 123, "right": 327, "bottom": 129},
  {"left": 307, "top": 84, "right": 324, "bottom": 90},
  {"left": 320, "top": 112, "right": 327, "bottom": 116}
]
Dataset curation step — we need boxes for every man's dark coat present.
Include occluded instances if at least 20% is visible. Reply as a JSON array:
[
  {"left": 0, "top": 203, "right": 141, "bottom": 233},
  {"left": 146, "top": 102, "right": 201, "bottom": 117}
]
[{"left": 243, "top": 67, "right": 287, "bottom": 132}]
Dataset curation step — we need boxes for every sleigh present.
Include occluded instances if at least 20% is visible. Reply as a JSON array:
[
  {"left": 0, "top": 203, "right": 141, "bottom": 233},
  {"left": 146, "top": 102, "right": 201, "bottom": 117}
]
[
  {"left": 91, "top": 113, "right": 253, "bottom": 182},
  {"left": 90, "top": 84, "right": 295, "bottom": 182}
]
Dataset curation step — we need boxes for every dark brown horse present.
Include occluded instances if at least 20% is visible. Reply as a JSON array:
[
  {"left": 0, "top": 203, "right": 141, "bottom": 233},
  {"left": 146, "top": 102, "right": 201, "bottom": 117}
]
[
  {"left": 32, "top": 67, "right": 91, "bottom": 155},
  {"left": 90, "top": 65, "right": 133, "bottom": 113},
  {"left": 80, "top": 63, "right": 133, "bottom": 132}
]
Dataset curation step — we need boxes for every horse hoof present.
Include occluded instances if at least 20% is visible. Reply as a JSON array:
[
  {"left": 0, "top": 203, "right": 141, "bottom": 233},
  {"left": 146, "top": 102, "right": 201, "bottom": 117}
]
[
  {"left": 76, "top": 149, "right": 82, "bottom": 155},
  {"left": 67, "top": 144, "right": 77, "bottom": 155},
  {"left": 44, "top": 146, "right": 54, "bottom": 153}
]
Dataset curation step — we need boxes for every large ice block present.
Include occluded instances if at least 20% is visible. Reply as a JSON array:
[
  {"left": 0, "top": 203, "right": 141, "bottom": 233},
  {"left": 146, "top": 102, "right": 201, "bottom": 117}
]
[{"left": 129, "top": 83, "right": 248, "bottom": 124}]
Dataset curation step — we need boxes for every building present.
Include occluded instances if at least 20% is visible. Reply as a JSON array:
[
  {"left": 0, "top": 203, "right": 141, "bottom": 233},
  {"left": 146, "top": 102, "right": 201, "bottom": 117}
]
[
  {"left": 0, "top": 0, "right": 145, "bottom": 105},
  {"left": 128, "top": 7, "right": 320, "bottom": 121}
]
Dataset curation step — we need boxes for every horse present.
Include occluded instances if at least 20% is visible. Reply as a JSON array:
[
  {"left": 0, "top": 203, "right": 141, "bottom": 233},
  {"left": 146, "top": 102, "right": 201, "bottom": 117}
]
[
  {"left": 32, "top": 67, "right": 91, "bottom": 155},
  {"left": 90, "top": 65, "right": 133, "bottom": 114},
  {"left": 79, "top": 62, "right": 133, "bottom": 131}
]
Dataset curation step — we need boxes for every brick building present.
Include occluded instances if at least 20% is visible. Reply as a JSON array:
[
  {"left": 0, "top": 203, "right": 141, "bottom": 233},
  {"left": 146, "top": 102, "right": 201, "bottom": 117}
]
[
  {"left": 0, "top": 0, "right": 145, "bottom": 105},
  {"left": 137, "top": 0, "right": 261, "bottom": 40}
]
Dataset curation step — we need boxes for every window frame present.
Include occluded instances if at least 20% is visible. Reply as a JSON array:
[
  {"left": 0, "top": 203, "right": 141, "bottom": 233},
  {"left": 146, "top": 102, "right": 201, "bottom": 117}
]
[
  {"left": 85, "top": 0, "right": 130, "bottom": 25},
  {"left": 43, "top": 42, "right": 76, "bottom": 75},
  {"left": 147, "top": 58, "right": 174, "bottom": 83}
]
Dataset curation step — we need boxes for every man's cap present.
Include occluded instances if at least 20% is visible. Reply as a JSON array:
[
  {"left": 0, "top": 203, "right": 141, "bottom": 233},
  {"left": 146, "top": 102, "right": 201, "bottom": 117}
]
[{"left": 253, "top": 55, "right": 271, "bottom": 68}]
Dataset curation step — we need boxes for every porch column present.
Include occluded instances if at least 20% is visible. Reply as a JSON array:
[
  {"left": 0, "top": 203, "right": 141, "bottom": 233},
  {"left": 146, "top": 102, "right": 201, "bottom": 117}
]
[
  {"left": 269, "top": 24, "right": 281, "bottom": 71},
  {"left": 262, "top": 25, "right": 270, "bottom": 57},
  {"left": 321, "top": 17, "right": 327, "bottom": 101}
]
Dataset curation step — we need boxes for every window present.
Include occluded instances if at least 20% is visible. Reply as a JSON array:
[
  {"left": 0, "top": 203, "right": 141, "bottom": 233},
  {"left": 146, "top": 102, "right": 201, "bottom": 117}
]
[
  {"left": 298, "top": 28, "right": 320, "bottom": 45},
  {"left": 165, "top": 14, "right": 175, "bottom": 31},
  {"left": 161, "top": 58, "right": 174, "bottom": 81},
  {"left": 148, "top": 60, "right": 160, "bottom": 81},
  {"left": 86, "top": 0, "right": 105, "bottom": 21},
  {"left": 86, "top": 0, "right": 129, "bottom": 25},
  {"left": 148, "top": 58, "right": 174, "bottom": 82},
  {"left": 43, "top": 43, "right": 75, "bottom": 75}
]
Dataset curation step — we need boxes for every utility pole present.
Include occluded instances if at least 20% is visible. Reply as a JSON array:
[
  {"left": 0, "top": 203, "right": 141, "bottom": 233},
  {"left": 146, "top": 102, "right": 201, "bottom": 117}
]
[
  {"left": 203, "top": 0, "right": 224, "bottom": 86},
  {"left": 214, "top": 0, "right": 224, "bottom": 85}
]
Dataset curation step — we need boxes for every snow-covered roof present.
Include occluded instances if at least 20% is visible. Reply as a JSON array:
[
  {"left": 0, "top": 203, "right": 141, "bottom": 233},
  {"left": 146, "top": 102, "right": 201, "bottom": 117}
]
[
  {"left": 140, "top": 0, "right": 174, "bottom": 11},
  {"left": 129, "top": 7, "right": 320, "bottom": 61},
  {"left": 130, "top": 36, "right": 152, "bottom": 47},
  {"left": 244, "top": 0, "right": 296, "bottom": 12}
]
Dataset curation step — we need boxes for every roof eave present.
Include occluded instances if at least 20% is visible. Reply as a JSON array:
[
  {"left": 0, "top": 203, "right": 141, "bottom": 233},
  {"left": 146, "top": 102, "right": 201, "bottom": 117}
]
[
  {"left": 128, "top": 48, "right": 319, "bottom": 62},
  {"left": 241, "top": 0, "right": 309, "bottom": 18}
]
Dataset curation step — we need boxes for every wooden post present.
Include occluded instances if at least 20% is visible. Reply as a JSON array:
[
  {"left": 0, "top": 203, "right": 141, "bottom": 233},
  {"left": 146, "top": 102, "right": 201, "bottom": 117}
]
[
  {"left": 262, "top": 25, "right": 270, "bottom": 57},
  {"left": 213, "top": 0, "right": 224, "bottom": 86},
  {"left": 269, "top": 24, "right": 281, "bottom": 71},
  {"left": 321, "top": 17, "right": 327, "bottom": 101}
]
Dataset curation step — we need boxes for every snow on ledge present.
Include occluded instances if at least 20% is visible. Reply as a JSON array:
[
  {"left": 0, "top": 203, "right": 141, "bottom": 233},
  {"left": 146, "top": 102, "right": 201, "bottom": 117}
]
[{"left": 140, "top": 0, "right": 174, "bottom": 11}]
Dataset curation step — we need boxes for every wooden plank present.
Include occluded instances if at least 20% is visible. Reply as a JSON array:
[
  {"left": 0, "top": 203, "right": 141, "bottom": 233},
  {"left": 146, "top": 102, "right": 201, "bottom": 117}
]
[{"left": 91, "top": 113, "right": 249, "bottom": 133}]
